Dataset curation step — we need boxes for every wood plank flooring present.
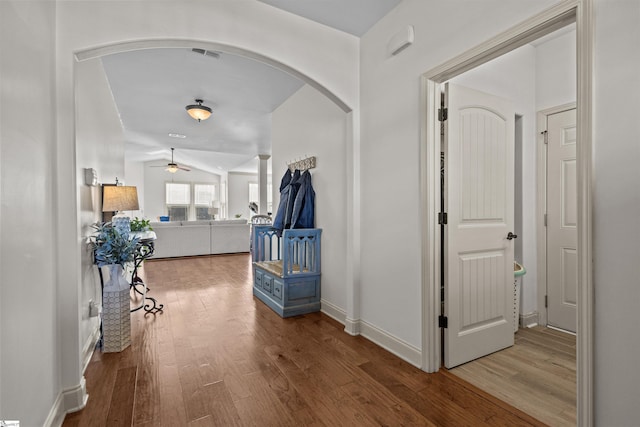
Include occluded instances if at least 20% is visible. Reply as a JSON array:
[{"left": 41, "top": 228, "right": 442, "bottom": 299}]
[
  {"left": 450, "top": 326, "right": 576, "bottom": 426},
  {"left": 64, "top": 254, "right": 548, "bottom": 426}
]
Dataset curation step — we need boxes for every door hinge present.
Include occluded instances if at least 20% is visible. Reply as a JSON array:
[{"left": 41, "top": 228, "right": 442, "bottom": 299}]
[
  {"left": 438, "top": 212, "right": 448, "bottom": 225},
  {"left": 544, "top": 295, "right": 548, "bottom": 308},
  {"left": 439, "top": 315, "right": 448, "bottom": 328},
  {"left": 541, "top": 130, "right": 548, "bottom": 144},
  {"left": 544, "top": 213, "right": 547, "bottom": 227},
  {"left": 438, "top": 108, "right": 448, "bottom": 122}
]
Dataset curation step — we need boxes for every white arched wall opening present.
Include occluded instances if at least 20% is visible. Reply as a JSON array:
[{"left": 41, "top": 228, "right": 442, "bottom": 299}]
[{"left": 56, "top": 21, "right": 361, "bottom": 416}]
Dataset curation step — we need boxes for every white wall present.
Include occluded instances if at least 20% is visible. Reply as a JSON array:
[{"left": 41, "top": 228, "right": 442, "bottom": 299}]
[
  {"left": 228, "top": 172, "right": 257, "bottom": 220},
  {"left": 536, "top": 28, "right": 577, "bottom": 111},
  {"left": 593, "top": 1, "right": 640, "bottom": 424},
  {"left": 76, "top": 57, "right": 127, "bottom": 373},
  {"left": 451, "top": 45, "right": 538, "bottom": 315},
  {"left": 0, "top": 1, "right": 59, "bottom": 425},
  {"left": 359, "top": 0, "right": 557, "bottom": 349},
  {"left": 272, "top": 85, "right": 349, "bottom": 315},
  {"left": 124, "top": 160, "right": 145, "bottom": 218},
  {"left": 143, "top": 161, "right": 221, "bottom": 221}
]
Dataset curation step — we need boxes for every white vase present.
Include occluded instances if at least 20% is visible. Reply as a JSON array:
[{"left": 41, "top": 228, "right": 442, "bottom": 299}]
[
  {"left": 102, "top": 263, "right": 131, "bottom": 352},
  {"left": 104, "top": 263, "right": 130, "bottom": 291}
]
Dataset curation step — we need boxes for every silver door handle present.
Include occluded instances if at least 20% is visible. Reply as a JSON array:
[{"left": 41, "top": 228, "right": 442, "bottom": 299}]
[{"left": 507, "top": 232, "right": 518, "bottom": 240}]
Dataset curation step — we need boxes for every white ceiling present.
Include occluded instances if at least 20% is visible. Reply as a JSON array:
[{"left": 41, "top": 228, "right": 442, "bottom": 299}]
[
  {"left": 103, "top": 0, "right": 401, "bottom": 175},
  {"left": 258, "top": 0, "right": 401, "bottom": 37}
]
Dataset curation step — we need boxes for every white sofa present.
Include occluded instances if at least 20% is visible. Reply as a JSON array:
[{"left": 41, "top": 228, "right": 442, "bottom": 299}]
[{"left": 149, "top": 219, "right": 250, "bottom": 258}]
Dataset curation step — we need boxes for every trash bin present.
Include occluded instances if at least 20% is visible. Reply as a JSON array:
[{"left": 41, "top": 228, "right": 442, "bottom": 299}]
[{"left": 514, "top": 261, "right": 527, "bottom": 333}]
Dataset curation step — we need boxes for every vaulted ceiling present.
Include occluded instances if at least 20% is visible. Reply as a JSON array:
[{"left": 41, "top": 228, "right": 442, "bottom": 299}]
[{"left": 102, "top": 0, "right": 401, "bottom": 175}]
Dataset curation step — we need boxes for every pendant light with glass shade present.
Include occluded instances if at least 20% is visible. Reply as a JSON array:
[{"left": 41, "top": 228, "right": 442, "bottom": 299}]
[{"left": 185, "top": 99, "right": 212, "bottom": 122}]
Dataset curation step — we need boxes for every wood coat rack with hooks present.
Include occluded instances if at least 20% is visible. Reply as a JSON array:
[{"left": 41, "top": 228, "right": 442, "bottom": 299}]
[{"left": 287, "top": 155, "right": 316, "bottom": 172}]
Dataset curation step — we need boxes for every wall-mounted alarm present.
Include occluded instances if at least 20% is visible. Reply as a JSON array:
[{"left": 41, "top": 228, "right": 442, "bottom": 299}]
[{"left": 84, "top": 168, "right": 98, "bottom": 186}]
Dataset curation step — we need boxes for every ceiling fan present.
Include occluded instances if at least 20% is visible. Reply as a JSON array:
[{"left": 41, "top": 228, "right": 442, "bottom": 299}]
[{"left": 150, "top": 147, "right": 191, "bottom": 173}]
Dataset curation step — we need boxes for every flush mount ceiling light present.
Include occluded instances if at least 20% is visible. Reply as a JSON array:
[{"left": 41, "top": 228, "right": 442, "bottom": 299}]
[{"left": 185, "top": 99, "right": 212, "bottom": 122}]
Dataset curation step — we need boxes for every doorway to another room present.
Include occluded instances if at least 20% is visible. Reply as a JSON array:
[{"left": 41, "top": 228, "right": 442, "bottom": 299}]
[{"left": 420, "top": 4, "right": 588, "bottom": 425}]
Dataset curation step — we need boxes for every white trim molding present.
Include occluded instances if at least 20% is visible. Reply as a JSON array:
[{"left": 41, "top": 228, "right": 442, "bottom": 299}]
[
  {"left": 420, "top": 1, "right": 593, "bottom": 425},
  {"left": 81, "top": 325, "right": 101, "bottom": 374},
  {"left": 360, "top": 320, "right": 422, "bottom": 368},
  {"left": 320, "top": 302, "right": 420, "bottom": 366},
  {"left": 46, "top": 377, "right": 88, "bottom": 427},
  {"left": 321, "top": 299, "right": 347, "bottom": 325}
]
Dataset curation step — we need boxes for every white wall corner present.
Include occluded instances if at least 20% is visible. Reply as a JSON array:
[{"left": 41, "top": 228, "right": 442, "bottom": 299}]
[{"left": 360, "top": 320, "right": 422, "bottom": 367}]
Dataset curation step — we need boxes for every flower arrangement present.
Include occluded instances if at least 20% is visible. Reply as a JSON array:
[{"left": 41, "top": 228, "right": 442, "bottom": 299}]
[{"left": 90, "top": 221, "right": 140, "bottom": 267}]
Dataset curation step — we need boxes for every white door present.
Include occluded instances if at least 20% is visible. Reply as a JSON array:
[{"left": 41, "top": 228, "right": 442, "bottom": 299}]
[
  {"left": 546, "top": 108, "right": 577, "bottom": 332},
  {"left": 443, "top": 83, "right": 516, "bottom": 368}
]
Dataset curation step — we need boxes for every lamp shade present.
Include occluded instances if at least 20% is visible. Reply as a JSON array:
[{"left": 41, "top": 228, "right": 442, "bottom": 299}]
[
  {"left": 185, "top": 99, "right": 212, "bottom": 122},
  {"left": 102, "top": 185, "right": 139, "bottom": 212}
]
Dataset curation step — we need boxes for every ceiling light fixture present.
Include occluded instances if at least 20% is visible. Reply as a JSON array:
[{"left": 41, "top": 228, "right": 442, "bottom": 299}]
[{"left": 185, "top": 99, "right": 212, "bottom": 122}]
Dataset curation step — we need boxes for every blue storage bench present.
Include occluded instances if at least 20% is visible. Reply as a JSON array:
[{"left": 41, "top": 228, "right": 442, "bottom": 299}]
[{"left": 251, "top": 225, "right": 322, "bottom": 317}]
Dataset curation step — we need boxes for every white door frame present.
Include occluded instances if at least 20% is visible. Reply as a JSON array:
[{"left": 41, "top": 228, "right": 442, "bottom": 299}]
[
  {"left": 536, "top": 102, "right": 577, "bottom": 329},
  {"left": 419, "top": 1, "right": 593, "bottom": 425}
]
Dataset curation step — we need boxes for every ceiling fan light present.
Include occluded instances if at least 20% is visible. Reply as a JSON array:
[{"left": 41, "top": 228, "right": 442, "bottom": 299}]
[
  {"left": 186, "top": 99, "right": 212, "bottom": 122},
  {"left": 167, "top": 164, "right": 179, "bottom": 173}
]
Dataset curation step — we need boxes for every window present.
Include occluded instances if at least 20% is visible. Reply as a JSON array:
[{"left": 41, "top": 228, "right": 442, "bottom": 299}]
[
  {"left": 165, "top": 182, "right": 218, "bottom": 221},
  {"left": 194, "top": 184, "right": 216, "bottom": 220},
  {"left": 249, "top": 181, "right": 273, "bottom": 215},
  {"left": 165, "top": 182, "right": 190, "bottom": 221}
]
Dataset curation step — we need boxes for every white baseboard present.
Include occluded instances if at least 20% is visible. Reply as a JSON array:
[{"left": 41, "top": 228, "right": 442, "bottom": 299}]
[
  {"left": 520, "top": 311, "right": 539, "bottom": 328},
  {"left": 82, "top": 324, "right": 101, "bottom": 373},
  {"left": 45, "top": 377, "right": 88, "bottom": 427},
  {"left": 359, "top": 320, "right": 422, "bottom": 368},
  {"left": 63, "top": 377, "right": 88, "bottom": 413},
  {"left": 320, "top": 300, "right": 360, "bottom": 335},
  {"left": 321, "top": 299, "right": 346, "bottom": 324},
  {"left": 320, "top": 300, "right": 421, "bottom": 366},
  {"left": 343, "top": 318, "right": 360, "bottom": 336},
  {"left": 44, "top": 392, "right": 65, "bottom": 427}
]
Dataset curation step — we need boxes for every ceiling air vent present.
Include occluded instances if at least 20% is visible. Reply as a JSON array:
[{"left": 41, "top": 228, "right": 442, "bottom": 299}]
[{"left": 191, "top": 48, "right": 220, "bottom": 59}]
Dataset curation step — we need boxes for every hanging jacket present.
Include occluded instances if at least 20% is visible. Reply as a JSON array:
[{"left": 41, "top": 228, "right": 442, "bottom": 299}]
[
  {"left": 283, "top": 169, "right": 301, "bottom": 230},
  {"left": 291, "top": 170, "right": 315, "bottom": 229},
  {"left": 271, "top": 169, "right": 292, "bottom": 234},
  {"left": 272, "top": 168, "right": 302, "bottom": 235}
]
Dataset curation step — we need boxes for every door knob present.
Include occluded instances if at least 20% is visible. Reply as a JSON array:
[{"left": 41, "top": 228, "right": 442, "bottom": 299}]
[{"left": 507, "top": 232, "right": 518, "bottom": 240}]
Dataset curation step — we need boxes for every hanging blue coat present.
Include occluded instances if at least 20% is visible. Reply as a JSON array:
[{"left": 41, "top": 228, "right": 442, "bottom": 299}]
[
  {"left": 272, "top": 168, "right": 301, "bottom": 235},
  {"left": 291, "top": 170, "right": 315, "bottom": 229},
  {"left": 283, "top": 169, "right": 301, "bottom": 229}
]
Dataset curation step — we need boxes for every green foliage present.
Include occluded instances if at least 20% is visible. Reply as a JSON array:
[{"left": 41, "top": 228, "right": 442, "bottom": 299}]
[
  {"left": 90, "top": 222, "right": 140, "bottom": 267},
  {"left": 130, "top": 217, "right": 152, "bottom": 232}
]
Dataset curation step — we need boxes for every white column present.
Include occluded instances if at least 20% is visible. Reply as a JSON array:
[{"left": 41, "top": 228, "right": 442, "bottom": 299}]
[{"left": 258, "top": 154, "right": 270, "bottom": 215}]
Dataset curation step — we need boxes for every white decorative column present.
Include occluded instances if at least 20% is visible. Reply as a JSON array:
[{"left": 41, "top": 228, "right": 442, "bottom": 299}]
[{"left": 258, "top": 154, "right": 270, "bottom": 215}]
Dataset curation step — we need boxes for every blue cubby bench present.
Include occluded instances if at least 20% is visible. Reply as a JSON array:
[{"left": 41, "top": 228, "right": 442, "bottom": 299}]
[{"left": 251, "top": 225, "right": 322, "bottom": 318}]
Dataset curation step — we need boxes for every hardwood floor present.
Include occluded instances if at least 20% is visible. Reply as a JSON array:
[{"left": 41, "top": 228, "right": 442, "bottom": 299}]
[
  {"left": 64, "top": 254, "right": 548, "bottom": 426},
  {"left": 450, "top": 326, "right": 576, "bottom": 426}
]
